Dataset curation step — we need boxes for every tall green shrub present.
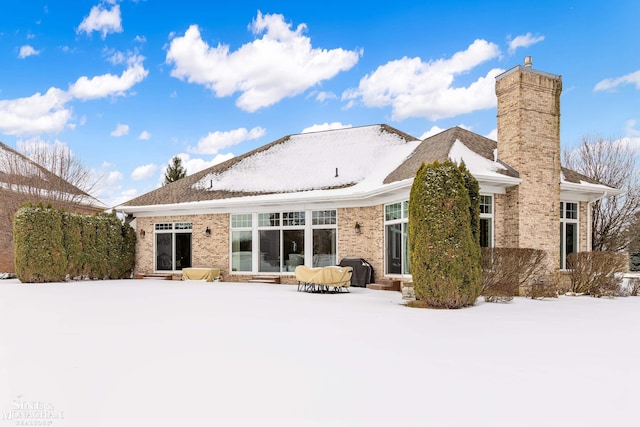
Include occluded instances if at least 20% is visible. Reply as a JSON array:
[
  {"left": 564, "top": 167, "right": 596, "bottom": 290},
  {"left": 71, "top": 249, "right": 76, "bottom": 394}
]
[
  {"left": 14, "top": 206, "right": 136, "bottom": 282},
  {"left": 459, "top": 162, "right": 480, "bottom": 244},
  {"left": 62, "top": 212, "right": 84, "bottom": 279},
  {"left": 14, "top": 204, "right": 68, "bottom": 282},
  {"left": 408, "top": 160, "right": 482, "bottom": 308}
]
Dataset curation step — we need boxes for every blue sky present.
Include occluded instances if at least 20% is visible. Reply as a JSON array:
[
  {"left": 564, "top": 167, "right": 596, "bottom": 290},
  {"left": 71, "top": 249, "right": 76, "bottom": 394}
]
[{"left": 1, "top": 1, "right": 638, "bottom": 208}]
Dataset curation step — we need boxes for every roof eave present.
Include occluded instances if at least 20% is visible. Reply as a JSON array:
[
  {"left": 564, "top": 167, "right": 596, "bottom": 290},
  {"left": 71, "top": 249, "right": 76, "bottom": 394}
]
[
  {"left": 560, "top": 181, "right": 623, "bottom": 201},
  {"left": 116, "top": 179, "right": 415, "bottom": 216}
]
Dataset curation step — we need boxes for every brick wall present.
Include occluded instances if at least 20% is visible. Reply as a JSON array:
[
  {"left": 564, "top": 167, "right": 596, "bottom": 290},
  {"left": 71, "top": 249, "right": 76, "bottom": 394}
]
[
  {"left": 496, "top": 65, "right": 562, "bottom": 272},
  {"left": 136, "top": 207, "right": 394, "bottom": 284},
  {"left": 135, "top": 213, "right": 230, "bottom": 277},
  {"left": 337, "top": 205, "right": 384, "bottom": 281}
]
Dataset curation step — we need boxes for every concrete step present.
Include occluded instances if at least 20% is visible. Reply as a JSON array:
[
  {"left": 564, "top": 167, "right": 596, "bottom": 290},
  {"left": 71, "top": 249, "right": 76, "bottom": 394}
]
[
  {"left": 367, "top": 279, "right": 401, "bottom": 292},
  {"left": 135, "top": 273, "right": 173, "bottom": 280},
  {"left": 248, "top": 276, "right": 281, "bottom": 284}
]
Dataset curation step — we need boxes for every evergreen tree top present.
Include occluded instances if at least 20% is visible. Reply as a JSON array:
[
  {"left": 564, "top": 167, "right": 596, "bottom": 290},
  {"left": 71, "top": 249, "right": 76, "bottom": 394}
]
[{"left": 164, "top": 156, "right": 187, "bottom": 185}]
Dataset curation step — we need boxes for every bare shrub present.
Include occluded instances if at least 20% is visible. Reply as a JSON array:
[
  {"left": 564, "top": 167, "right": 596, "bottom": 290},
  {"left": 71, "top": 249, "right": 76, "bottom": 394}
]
[
  {"left": 618, "top": 277, "right": 640, "bottom": 297},
  {"left": 566, "top": 252, "right": 627, "bottom": 297},
  {"left": 630, "top": 278, "right": 640, "bottom": 296},
  {"left": 525, "top": 273, "right": 560, "bottom": 300},
  {"left": 481, "top": 248, "right": 547, "bottom": 302}
]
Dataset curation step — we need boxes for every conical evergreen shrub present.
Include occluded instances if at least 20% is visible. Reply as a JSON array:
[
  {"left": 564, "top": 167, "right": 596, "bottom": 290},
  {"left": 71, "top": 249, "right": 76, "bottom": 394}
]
[{"left": 408, "top": 160, "right": 482, "bottom": 308}]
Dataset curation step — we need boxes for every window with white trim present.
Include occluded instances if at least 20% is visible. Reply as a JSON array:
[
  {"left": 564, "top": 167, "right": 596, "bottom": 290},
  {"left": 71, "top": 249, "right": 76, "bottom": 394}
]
[
  {"left": 154, "top": 222, "right": 192, "bottom": 271},
  {"left": 231, "top": 214, "right": 253, "bottom": 272},
  {"left": 479, "top": 195, "right": 494, "bottom": 248},
  {"left": 312, "top": 210, "right": 337, "bottom": 267},
  {"left": 385, "top": 201, "right": 410, "bottom": 275},
  {"left": 230, "top": 210, "right": 338, "bottom": 273},
  {"left": 560, "top": 202, "right": 579, "bottom": 269}
]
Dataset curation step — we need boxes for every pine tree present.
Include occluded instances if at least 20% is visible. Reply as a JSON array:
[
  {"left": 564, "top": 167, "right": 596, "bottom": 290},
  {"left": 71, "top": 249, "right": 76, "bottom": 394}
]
[
  {"left": 408, "top": 160, "right": 482, "bottom": 308},
  {"left": 163, "top": 156, "right": 187, "bottom": 185}
]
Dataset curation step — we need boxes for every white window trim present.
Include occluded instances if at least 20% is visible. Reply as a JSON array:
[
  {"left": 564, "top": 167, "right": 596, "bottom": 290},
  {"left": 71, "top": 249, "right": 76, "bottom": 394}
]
[
  {"left": 153, "top": 222, "right": 193, "bottom": 273},
  {"left": 480, "top": 194, "right": 494, "bottom": 248},
  {"left": 384, "top": 201, "right": 410, "bottom": 277},
  {"left": 229, "top": 210, "right": 338, "bottom": 275},
  {"left": 560, "top": 201, "right": 579, "bottom": 270}
]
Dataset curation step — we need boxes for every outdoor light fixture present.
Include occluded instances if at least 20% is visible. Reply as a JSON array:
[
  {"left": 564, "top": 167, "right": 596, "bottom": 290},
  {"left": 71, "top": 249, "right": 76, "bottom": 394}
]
[
  {"left": 205, "top": 226, "right": 211, "bottom": 236},
  {"left": 139, "top": 229, "right": 145, "bottom": 237},
  {"left": 354, "top": 222, "right": 361, "bottom": 234}
]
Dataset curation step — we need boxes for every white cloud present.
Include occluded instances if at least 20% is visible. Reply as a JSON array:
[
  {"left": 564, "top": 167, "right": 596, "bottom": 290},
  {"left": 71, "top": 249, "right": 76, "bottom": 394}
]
[
  {"left": 91, "top": 164, "right": 126, "bottom": 208},
  {"left": 111, "top": 123, "right": 129, "bottom": 137},
  {"left": 485, "top": 128, "right": 498, "bottom": 141},
  {"left": 507, "top": 33, "right": 545, "bottom": 54},
  {"left": 315, "top": 91, "right": 337, "bottom": 102},
  {"left": 179, "top": 153, "right": 236, "bottom": 176},
  {"left": 0, "top": 88, "right": 72, "bottom": 136},
  {"left": 0, "top": 50, "right": 147, "bottom": 137},
  {"left": 76, "top": 4, "right": 123, "bottom": 39},
  {"left": 132, "top": 163, "right": 158, "bottom": 180},
  {"left": 105, "top": 49, "right": 127, "bottom": 65},
  {"left": 138, "top": 130, "right": 151, "bottom": 140},
  {"left": 418, "top": 125, "right": 447, "bottom": 140},
  {"left": 301, "top": 122, "right": 352, "bottom": 134},
  {"left": 68, "top": 54, "right": 148, "bottom": 100},
  {"left": 15, "top": 137, "right": 69, "bottom": 157},
  {"left": 18, "top": 45, "right": 40, "bottom": 59},
  {"left": 594, "top": 69, "right": 640, "bottom": 92},
  {"left": 343, "top": 39, "right": 502, "bottom": 121},
  {"left": 106, "top": 170, "right": 124, "bottom": 184},
  {"left": 189, "top": 126, "right": 266, "bottom": 155},
  {"left": 165, "top": 12, "right": 361, "bottom": 112}
]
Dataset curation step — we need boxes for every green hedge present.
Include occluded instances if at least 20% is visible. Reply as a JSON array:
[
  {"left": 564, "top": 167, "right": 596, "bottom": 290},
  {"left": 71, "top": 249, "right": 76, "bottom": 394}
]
[
  {"left": 408, "top": 160, "right": 482, "bottom": 308},
  {"left": 14, "top": 205, "right": 136, "bottom": 283}
]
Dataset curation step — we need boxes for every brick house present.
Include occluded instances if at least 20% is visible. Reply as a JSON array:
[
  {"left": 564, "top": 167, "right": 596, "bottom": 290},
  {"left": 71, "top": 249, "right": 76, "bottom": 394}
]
[
  {"left": 117, "top": 59, "right": 619, "bottom": 285},
  {"left": 0, "top": 142, "right": 106, "bottom": 273}
]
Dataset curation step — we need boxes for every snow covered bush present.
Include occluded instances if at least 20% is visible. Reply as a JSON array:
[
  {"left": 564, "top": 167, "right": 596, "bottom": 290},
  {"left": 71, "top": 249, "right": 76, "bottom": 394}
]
[
  {"left": 408, "top": 161, "right": 482, "bottom": 309},
  {"left": 566, "top": 252, "right": 627, "bottom": 297},
  {"left": 481, "top": 248, "right": 547, "bottom": 302}
]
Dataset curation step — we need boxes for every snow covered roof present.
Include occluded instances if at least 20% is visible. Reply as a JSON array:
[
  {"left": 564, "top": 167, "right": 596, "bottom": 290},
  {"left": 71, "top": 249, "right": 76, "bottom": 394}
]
[
  {"left": 118, "top": 124, "right": 618, "bottom": 213},
  {"left": 384, "top": 126, "right": 519, "bottom": 186},
  {"left": 119, "top": 124, "right": 421, "bottom": 209},
  {"left": 193, "top": 124, "right": 420, "bottom": 193},
  {"left": 560, "top": 168, "right": 624, "bottom": 199}
]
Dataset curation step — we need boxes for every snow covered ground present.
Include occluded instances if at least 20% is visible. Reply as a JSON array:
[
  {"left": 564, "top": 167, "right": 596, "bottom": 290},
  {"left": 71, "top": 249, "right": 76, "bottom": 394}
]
[{"left": 1, "top": 278, "right": 639, "bottom": 427}]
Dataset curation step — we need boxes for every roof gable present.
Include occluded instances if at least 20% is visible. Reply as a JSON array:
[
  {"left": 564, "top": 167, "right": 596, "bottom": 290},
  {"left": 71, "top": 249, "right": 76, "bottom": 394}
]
[{"left": 384, "top": 126, "right": 519, "bottom": 184}]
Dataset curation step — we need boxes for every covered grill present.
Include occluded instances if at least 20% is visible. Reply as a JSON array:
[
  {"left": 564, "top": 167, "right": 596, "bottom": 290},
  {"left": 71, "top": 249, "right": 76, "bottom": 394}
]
[{"left": 338, "top": 258, "right": 374, "bottom": 287}]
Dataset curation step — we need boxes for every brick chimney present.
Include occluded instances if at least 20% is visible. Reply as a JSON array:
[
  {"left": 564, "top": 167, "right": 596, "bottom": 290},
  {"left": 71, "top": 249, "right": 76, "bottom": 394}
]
[{"left": 495, "top": 57, "right": 563, "bottom": 270}]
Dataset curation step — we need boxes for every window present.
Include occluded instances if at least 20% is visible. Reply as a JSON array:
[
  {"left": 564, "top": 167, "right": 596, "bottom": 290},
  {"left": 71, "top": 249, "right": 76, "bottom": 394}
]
[
  {"left": 231, "top": 214, "right": 252, "bottom": 272},
  {"left": 154, "top": 222, "right": 192, "bottom": 271},
  {"left": 479, "top": 195, "right": 494, "bottom": 248},
  {"left": 560, "top": 202, "right": 579, "bottom": 269},
  {"left": 385, "top": 201, "right": 410, "bottom": 275},
  {"left": 230, "top": 210, "right": 337, "bottom": 273},
  {"left": 312, "top": 210, "right": 337, "bottom": 267}
]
